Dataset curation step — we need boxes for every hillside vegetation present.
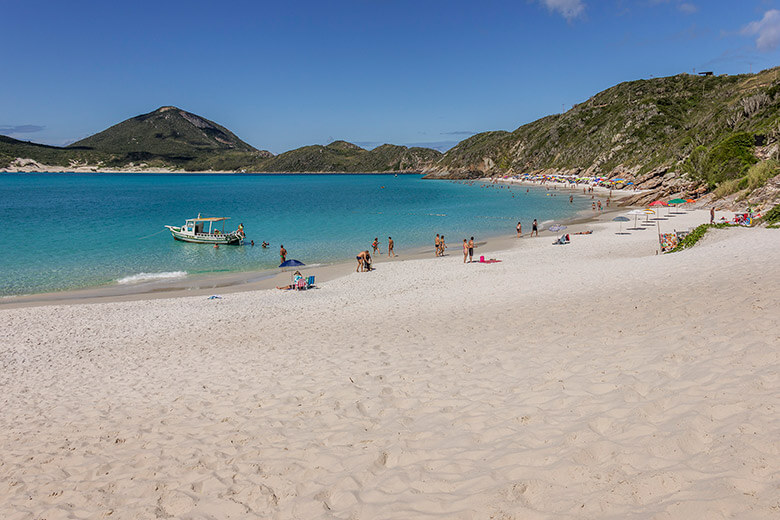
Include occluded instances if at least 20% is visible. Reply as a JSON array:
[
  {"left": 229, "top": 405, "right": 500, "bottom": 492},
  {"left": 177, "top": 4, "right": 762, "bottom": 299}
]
[
  {"left": 0, "top": 107, "right": 440, "bottom": 173},
  {"left": 427, "top": 68, "right": 780, "bottom": 207},
  {"left": 251, "top": 141, "right": 441, "bottom": 172}
]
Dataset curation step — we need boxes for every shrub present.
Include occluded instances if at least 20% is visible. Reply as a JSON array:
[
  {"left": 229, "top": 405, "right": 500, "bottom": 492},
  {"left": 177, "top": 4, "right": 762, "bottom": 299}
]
[
  {"left": 745, "top": 159, "right": 779, "bottom": 191},
  {"left": 760, "top": 204, "right": 780, "bottom": 227},
  {"left": 704, "top": 132, "right": 758, "bottom": 186},
  {"left": 670, "top": 222, "right": 734, "bottom": 253},
  {"left": 713, "top": 178, "right": 743, "bottom": 198}
]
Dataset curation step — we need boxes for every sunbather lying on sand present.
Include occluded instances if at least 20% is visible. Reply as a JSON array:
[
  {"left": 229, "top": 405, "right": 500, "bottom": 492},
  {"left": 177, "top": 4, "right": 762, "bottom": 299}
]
[{"left": 277, "top": 271, "right": 303, "bottom": 290}]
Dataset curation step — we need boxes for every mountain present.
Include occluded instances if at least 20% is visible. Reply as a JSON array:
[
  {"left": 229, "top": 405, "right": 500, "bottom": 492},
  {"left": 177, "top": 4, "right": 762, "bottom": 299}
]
[
  {"left": 426, "top": 68, "right": 780, "bottom": 206},
  {"left": 70, "top": 106, "right": 260, "bottom": 155},
  {"left": 67, "top": 106, "right": 272, "bottom": 170},
  {"left": 251, "top": 141, "right": 442, "bottom": 172},
  {"left": 0, "top": 108, "right": 441, "bottom": 173}
]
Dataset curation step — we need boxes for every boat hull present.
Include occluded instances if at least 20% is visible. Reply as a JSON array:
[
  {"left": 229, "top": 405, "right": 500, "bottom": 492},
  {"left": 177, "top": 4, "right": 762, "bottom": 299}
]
[{"left": 165, "top": 226, "right": 243, "bottom": 245}]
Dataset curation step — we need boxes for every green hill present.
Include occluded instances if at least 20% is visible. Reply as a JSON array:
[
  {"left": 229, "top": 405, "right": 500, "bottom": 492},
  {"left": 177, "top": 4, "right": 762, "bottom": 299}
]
[
  {"left": 68, "top": 106, "right": 272, "bottom": 170},
  {"left": 252, "top": 141, "right": 442, "bottom": 172},
  {"left": 1, "top": 107, "right": 441, "bottom": 173},
  {"left": 427, "top": 68, "right": 780, "bottom": 205}
]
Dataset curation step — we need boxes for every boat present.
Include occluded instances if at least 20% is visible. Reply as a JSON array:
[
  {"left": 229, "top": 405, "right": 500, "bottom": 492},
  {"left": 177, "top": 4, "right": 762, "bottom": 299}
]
[{"left": 164, "top": 215, "right": 244, "bottom": 245}]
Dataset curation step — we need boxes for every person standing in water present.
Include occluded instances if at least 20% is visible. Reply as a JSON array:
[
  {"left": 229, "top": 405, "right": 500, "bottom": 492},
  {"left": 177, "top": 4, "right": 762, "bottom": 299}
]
[
  {"left": 280, "top": 244, "right": 287, "bottom": 263},
  {"left": 388, "top": 237, "right": 396, "bottom": 257},
  {"left": 372, "top": 237, "right": 381, "bottom": 254}
]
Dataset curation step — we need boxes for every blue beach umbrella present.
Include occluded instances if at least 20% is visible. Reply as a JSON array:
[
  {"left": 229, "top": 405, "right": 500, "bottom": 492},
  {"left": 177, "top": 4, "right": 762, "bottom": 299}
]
[
  {"left": 279, "top": 259, "right": 305, "bottom": 268},
  {"left": 613, "top": 215, "right": 630, "bottom": 234}
]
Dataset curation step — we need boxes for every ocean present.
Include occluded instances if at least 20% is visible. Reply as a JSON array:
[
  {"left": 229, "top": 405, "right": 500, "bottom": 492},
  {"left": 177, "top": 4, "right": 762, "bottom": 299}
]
[{"left": 0, "top": 173, "right": 585, "bottom": 296}]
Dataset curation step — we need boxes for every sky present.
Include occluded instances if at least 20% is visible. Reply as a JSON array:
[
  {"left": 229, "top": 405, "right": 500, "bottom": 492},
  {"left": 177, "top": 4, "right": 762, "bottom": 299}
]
[{"left": 2, "top": 0, "right": 779, "bottom": 153}]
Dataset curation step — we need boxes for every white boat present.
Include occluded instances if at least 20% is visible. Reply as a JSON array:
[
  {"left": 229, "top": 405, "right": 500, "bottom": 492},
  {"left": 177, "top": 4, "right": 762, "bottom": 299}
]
[{"left": 165, "top": 215, "right": 244, "bottom": 245}]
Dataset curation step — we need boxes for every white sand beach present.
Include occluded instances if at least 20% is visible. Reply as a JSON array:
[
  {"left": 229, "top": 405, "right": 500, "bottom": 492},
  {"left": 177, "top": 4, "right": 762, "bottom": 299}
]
[{"left": 1, "top": 209, "right": 779, "bottom": 519}]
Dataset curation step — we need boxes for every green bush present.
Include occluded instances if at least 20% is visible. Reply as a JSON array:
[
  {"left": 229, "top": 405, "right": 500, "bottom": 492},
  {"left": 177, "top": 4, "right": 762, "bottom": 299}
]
[
  {"left": 760, "top": 204, "right": 780, "bottom": 227},
  {"left": 670, "top": 222, "right": 734, "bottom": 253},
  {"left": 745, "top": 159, "right": 779, "bottom": 191},
  {"left": 704, "top": 132, "right": 758, "bottom": 186},
  {"left": 713, "top": 178, "right": 743, "bottom": 198}
]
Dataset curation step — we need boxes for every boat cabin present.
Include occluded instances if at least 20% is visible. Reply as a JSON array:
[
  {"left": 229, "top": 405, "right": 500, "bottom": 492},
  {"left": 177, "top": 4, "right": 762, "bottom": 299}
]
[{"left": 183, "top": 216, "right": 229, "bottom": 236}]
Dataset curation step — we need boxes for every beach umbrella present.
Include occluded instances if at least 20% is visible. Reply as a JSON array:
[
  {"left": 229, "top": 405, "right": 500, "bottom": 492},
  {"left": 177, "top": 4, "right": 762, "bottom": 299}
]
[
  {"left": 279, "top": 259, "right": 305, "bottom": 268},
  {"left": 668, "top": 198, "right": 687, "bottom": 215},
  {"left": 649, "top": 200, "right": 668, "bottom": 220},
  {"left": 627, "top": 209, "right": 646, "bottom": 230},
  {"left": 613, "top": 216, "right": 630, "bottom": 234}
]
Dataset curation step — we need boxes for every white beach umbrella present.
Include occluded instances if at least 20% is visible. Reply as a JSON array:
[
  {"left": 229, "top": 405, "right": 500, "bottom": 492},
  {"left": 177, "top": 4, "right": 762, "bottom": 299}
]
[{"left": 627, "top": 209, "right": 646, "bottom": 230}]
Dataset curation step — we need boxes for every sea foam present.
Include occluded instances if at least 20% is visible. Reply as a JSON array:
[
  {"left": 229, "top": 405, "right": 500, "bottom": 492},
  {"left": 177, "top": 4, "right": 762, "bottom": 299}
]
[{"left": 117, "top": 271, "right": 187, "bottom": 284}]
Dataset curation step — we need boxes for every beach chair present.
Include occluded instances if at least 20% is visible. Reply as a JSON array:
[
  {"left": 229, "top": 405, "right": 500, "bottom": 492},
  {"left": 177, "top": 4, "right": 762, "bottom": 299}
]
[
  {"left": 295, "top": 278, "right": 307, "bottom": 291},
  {"left": 306, "top": 275, "right": 315, "bottom": 289}
]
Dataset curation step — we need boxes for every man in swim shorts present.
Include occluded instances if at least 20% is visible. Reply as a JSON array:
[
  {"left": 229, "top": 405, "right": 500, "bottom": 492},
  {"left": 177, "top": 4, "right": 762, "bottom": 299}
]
[
  {"left": 468, "top": 237, "right": 474, "bottom": 262},
  {"left": 435, "top": 234, "right": 441, "bottom": 257},
  {"left": 388, "top": 237, "right": 396, "bottom": 257},
  {"left": 280, "top": 245, "right": 287, "bottom": 263},
  {"left": 531, "top": 220, "right": 538, "bottom": 237}
]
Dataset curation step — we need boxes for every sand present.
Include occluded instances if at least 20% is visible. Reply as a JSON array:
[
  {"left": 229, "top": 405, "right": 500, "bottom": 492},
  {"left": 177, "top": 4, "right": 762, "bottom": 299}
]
[{"left": 1, "top": 209, "right": 779, "bottom": 519}]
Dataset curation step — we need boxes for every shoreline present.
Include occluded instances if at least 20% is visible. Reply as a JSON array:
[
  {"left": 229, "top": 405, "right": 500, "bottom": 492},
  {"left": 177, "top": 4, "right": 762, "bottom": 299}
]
[
  {"left": 1, "top": 202, "right": 627, "bottom": 309},
  {"left": 2, "top": 208, "right": 776, "bottom": 519}
]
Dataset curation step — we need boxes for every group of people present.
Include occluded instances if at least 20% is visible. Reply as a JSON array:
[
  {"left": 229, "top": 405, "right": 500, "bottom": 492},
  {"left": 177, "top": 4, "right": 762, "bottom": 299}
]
[
  {"left": 356, "top": 250, "right": 372, "bottom": 272},
  {"left": 516, "top": 219, "right": 539, "bottom": 238},
  {"left": 461, "top": 237, "right": 476, "bottom": 263},
  {"left": 370, "top": 237, "right": 396, "bottom": 257},
  {"left": 434, "top": 234, "right": 447, "bottom": 257}
]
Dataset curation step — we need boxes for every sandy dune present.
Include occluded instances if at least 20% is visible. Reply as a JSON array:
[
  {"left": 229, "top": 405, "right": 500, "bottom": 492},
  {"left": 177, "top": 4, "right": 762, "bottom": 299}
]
[{"left": 1, "top": 210, "right": 778, "bottom": 519}]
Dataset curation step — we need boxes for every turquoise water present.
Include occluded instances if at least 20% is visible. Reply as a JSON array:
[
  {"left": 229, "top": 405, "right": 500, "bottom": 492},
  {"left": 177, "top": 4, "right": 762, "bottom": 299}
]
[{"left": 0, "top": 173, "right": 584, "bottom": 296}]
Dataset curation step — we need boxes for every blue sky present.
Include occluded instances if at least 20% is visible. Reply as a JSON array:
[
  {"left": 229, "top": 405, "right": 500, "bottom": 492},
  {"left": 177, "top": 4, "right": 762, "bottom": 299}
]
[{"left": 2, "top": 0, "right": 779, "bottom": 153}]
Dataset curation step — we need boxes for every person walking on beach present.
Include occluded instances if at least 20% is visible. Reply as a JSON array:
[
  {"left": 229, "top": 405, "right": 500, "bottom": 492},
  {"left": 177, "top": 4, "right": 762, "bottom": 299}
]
[
  {"left": 372, "top": 237, "right": 381, "bottom": 254},
  {"left": 435, "top": 234, "right": 441, "bottom": 257},
  {"left": 440, "top": 235, "right": 447, "bottom": 256},
  {"left": 388, "top": 237, "right": 396, "bottom": 257},
  {"left": 531, "top": 219, "right": 538, "bottom": 237},
  {"left": 468, "top": 237, "right": 475, "bottom": 262},
  {"left": 462, "top": 239, "right": 468, "bottom": 263},
  {"left": 279, "top": 245, "right": 287, "bottom": 263},
  {"left": 516, "top": 221, "right": 522, "bottom": 238},
  {"left": 710, "top": 207, "right": 715, "bottom": 224}
]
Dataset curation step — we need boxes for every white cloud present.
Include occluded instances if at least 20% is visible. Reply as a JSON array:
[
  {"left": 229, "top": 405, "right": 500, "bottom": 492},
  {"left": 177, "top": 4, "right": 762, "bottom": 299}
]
[
  {"left": 742, "top": 9, "right": 780, "bottom": 52},
  {"left": 678, "top": 3, "right": 698, "bottom": 14},
  {"left": 537, "top": 0, "right": 585, "bottom": 22}
]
